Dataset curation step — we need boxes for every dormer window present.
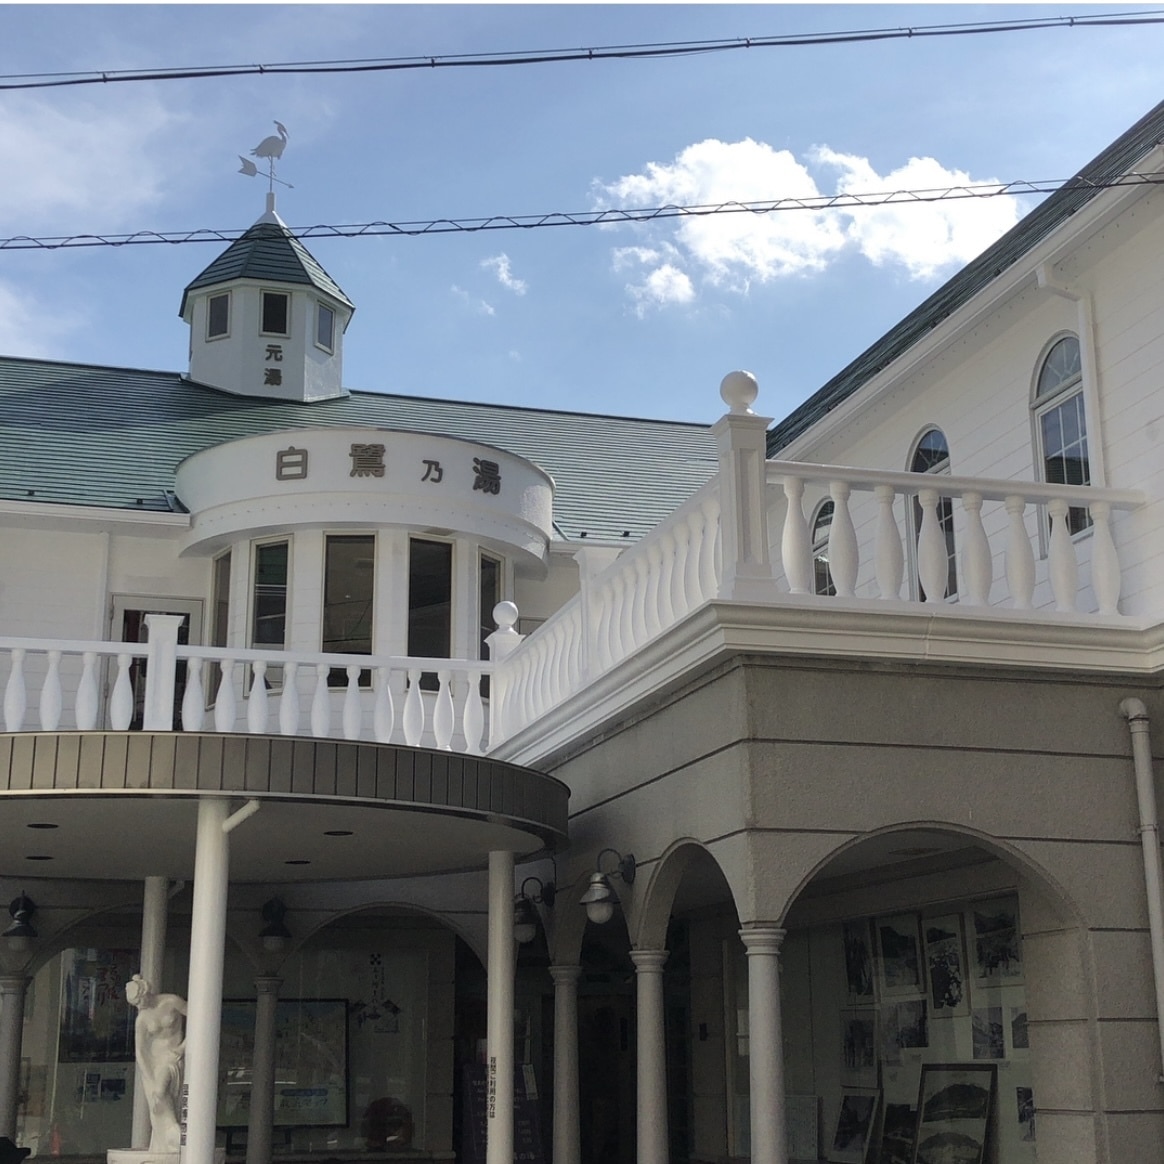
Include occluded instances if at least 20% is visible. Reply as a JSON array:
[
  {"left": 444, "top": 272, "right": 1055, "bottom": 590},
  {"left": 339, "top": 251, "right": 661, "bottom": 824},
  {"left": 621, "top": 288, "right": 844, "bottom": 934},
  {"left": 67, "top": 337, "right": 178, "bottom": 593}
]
[
  {"left": 261, "top": 291, "right": 290, "bottom": 336},
  {"left": 316, "top": 303, "right": 336, "bottom": 353},
  {"left": 207, "top": 293, "right": 230, "bottom": 339}
]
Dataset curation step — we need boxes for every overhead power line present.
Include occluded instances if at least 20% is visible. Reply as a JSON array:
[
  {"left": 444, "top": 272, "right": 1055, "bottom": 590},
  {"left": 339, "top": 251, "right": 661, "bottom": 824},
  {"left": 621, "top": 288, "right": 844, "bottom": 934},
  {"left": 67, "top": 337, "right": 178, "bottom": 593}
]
[
  {"left": 3, "top": 171, "right": 1163, "bottom": 252},
  {"left": 2, "top": 10, "right": 1164, "bottom": 90}
]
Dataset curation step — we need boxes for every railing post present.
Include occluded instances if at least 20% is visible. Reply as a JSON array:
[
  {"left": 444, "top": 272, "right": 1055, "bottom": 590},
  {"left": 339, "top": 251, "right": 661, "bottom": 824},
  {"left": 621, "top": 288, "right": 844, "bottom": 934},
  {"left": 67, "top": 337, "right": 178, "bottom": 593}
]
[
  {"left": 710, "top": 371, "right": 777, "bottom": 602},
  {"left": 575, "top": 548, "right": 618, "bottom": 683},
  {"left": 485, "top": 600, "right": 524, "bottom": 747},
  {"left": 143, "top": 613, "right": 185, "bottom": 731}
]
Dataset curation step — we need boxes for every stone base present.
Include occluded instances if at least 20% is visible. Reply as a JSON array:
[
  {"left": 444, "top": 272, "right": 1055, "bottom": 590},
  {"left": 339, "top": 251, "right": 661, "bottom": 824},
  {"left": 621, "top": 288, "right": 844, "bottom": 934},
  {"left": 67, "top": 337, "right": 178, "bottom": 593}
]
[{"left": 109, "top": 1151, "right": 225, "bottom": 1164}]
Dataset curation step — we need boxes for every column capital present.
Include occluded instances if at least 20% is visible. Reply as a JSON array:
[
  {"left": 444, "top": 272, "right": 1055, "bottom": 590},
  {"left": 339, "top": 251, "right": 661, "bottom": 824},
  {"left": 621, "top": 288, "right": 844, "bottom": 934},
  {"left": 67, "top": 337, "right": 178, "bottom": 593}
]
[
  {"left": 739, "top": 924, "right": 786, "bottom": 956},
  {"left": 630, "top": 948, "right": 668, "bottom": 974},
  {"left": 549, "top": 964, "right": 582, "bottom": 987},
  {"left": 254, "top": 975, "right": 283, "bottom": 996},
  {"left": 0, "top": 977, "right": 29, "bottom": 997}
]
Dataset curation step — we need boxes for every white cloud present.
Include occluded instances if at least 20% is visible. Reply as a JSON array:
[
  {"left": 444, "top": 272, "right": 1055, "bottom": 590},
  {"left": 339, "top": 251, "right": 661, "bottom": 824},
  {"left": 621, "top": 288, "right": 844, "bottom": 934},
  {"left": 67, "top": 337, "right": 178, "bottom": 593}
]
[
  {"left": 0, "top": 94, "right": 187, "bottom": 232},
  {"left": 0, "top": 280, "right": 83, "bottom": 358},
  {"left": 596, "top": 138, "right": 1022, "bottom": 310},
  {"left": 481, "top": 253, "right": 527, "bottom": 295},
  {"left": 451, "top": 285, "right": 495, "bottom": 316}
]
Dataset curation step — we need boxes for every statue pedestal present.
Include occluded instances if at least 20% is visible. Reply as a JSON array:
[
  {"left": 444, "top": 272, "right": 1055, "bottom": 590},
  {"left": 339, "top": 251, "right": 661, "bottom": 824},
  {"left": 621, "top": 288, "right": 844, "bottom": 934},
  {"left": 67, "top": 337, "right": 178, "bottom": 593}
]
[{"left": 109, "top": 1151, "right": 224, "bottom": 1164}]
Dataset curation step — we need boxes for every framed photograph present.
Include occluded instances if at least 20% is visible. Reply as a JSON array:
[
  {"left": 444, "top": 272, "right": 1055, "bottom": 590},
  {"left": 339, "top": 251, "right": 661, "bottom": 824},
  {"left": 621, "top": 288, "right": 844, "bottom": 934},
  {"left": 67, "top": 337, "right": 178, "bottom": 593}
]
[
  {"left": 876, "top": 914, "right": 923, "bottom": 996},
  {"left": 828, "top": 1087, "right": 881, "bottom": 1164},
  {"left": 1009, "top": 1007, "right": 1030, "bottom": 1056},
  {"left": 843, "top": 919, "right": 876, "bottom": 1002},
  {"left": 1015, "top": 1087, "right": 1035, "bottom": 1143},
  {"left": 876, "top": 1103, "right": 917, "bottom": 1164},
  {"left": 923, "top": 915, "right": 969, "bottom": 1018},
  {"left": 217, "top": 998, "right": 348, "bottom": 1128},
  {"left": 972, "top": 897, "right": 1023, "bottom": 983},
  {"left": 840, "top": 1008, "right": 878, "bottom": 1087},
  {"left": 882, "top": 1000, "right": 929, "bottom": 1066},
  {"left": 971, "top": 1007, "right": 1004, "bottom": 1060},
  {"left": 912, "top": 1063, "right": 996, "bottom": 1164}
]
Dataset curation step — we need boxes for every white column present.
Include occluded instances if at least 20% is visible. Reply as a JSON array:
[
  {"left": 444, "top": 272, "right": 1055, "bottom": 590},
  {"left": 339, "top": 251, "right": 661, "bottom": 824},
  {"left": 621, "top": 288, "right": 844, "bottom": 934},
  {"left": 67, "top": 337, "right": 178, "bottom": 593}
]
[
  {"left": 549, "top": 965, "right": 581, "bottom": 1164},
  {"left": 0, "top": 976, "right": 28, "bottom": 1138},
  {"left": 740, "top": 926, "right": 788, "bottom": 1164},
  {"left": 183, "top": 798, "right": 232, "bottom": 1164},
  {"left": 630, "top": 949, "right": 668, "bottom": 1164},
  {"left": 246, "top": 977, "right": 283, "bottom": 1164},
  {"left": 486, "top": 851, "right": 516, "bottom": 1164},
  {"left": 143, "top": 614, "right": 185, "bottom": 731},
  {"left": 133, "top": 876, "right": 170, "bottom": 1149}
]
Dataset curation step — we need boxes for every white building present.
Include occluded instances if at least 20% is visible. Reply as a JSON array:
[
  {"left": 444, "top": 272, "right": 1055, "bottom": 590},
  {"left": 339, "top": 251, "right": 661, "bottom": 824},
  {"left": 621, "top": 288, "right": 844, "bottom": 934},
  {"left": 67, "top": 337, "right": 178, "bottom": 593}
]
[{"left": 0, "top": 100, "right": 1161, "bottom": 1164}]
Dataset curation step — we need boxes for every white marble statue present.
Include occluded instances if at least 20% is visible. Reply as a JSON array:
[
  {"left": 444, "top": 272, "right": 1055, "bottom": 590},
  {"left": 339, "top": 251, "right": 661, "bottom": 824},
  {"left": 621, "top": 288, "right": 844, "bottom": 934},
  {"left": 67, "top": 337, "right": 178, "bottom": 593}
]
[{"left": 125, "top": 975, "right": 187, "bottom": 1155}]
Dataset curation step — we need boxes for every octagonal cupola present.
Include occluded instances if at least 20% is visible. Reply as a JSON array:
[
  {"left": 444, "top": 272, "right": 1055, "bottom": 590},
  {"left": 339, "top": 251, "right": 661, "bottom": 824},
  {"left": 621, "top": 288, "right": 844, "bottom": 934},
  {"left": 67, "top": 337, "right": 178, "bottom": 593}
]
[{"left": 180, "top": 194, "right": 355, "bottom": 402}]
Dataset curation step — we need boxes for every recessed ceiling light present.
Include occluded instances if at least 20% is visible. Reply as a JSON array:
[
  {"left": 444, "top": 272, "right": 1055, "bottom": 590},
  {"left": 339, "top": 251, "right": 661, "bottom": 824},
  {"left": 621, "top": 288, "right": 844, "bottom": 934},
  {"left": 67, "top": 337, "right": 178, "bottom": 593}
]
[
  {"left": 285, "top": 859, "right": 311, "bottom": 865},
  {"left": 26, "top": 855, "right": 53, "bottom": 861},
  {"left": 324, "top": 830, "right": 353, "bottom": 837},
  {"left": 27, "top": 822, "right": 58, "bottom": 830}
]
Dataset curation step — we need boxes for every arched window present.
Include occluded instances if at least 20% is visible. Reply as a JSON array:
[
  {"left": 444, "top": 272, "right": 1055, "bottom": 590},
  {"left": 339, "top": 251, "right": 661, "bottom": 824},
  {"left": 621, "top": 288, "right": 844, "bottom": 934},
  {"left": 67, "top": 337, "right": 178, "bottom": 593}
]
[
  {"left": 811, "top": 500, "right": 835, "bottom": 596},
  {"left": 1033, "top": 334, "right": 1090, "bottom": 534},
  {"left": 910, "top": 428, "right": 957, "bottom": 601}
]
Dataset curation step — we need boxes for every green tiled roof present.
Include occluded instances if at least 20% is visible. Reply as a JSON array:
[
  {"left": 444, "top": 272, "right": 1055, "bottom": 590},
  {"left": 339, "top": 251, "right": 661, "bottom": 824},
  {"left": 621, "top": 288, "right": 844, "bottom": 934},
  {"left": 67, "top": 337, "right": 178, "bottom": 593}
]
[
  {"left": 179, "top": 220, "right": 354, "bottom": 316},
  {"left": 768, "top": 97, "right": 1164, "bottom": 455},
  {"left": 0, "top": 358, "right": 716, "bottom": 542}
]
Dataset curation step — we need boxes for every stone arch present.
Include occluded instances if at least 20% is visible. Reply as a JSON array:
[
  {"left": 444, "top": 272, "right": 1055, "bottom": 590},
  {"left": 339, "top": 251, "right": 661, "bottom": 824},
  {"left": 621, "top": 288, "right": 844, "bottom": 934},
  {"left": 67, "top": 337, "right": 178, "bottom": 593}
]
[{"left": 631, "top": 837, "right": 739, "bottom": 951}]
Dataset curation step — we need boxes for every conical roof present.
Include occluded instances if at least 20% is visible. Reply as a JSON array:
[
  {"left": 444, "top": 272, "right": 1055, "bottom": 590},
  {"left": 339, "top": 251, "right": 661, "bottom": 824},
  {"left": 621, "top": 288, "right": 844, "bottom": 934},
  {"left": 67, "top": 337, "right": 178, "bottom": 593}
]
[{"left": 179, "top": 210, "right": 354, "bottom": 317}]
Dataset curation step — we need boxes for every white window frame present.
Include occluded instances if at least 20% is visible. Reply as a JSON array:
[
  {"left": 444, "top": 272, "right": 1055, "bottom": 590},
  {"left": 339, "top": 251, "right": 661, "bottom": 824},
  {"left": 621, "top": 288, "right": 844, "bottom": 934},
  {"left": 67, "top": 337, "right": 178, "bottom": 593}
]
[
  {"left": 315, "top": 301, "right": 336, "bottom": 354},
  {"left": 250, "top": 537, "right": 291, "bottom": 650},
  {"left": 206, "top": 291, "right": 231, "bottom": 341},
  {"left": 260, "top": 289, "right": 291, "bottom": 338},
  {"left": 1031, "top": 332, "right": 1091, "bottom": 540}
]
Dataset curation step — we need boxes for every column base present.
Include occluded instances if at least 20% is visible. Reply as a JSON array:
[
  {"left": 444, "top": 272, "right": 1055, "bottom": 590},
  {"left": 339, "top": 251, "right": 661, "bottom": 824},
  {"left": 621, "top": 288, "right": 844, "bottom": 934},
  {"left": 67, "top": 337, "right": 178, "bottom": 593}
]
[{"left": 109, "top": 1150, "right": 225, "bottom": 1164}]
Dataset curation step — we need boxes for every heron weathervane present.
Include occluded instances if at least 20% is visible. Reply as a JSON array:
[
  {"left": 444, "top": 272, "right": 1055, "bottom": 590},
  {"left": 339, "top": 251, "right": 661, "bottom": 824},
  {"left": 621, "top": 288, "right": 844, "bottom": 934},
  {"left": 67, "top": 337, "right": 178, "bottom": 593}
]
[{"left": 238, "top": 121, "right": 294, "bottom": 192}]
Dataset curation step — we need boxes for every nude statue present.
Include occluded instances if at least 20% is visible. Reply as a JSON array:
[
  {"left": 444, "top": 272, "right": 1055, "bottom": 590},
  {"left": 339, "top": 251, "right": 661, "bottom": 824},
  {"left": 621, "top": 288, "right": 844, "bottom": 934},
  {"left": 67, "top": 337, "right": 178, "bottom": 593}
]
[{"left": 125, "top": 975, "right": 187, "bottom": 1154}]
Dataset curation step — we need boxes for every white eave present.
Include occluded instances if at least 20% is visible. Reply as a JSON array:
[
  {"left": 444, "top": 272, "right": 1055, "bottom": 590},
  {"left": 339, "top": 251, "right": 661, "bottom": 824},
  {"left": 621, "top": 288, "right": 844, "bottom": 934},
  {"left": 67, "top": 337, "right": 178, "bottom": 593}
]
[{"left": 0, "top": 498, "right": 190, "bottom": 536}]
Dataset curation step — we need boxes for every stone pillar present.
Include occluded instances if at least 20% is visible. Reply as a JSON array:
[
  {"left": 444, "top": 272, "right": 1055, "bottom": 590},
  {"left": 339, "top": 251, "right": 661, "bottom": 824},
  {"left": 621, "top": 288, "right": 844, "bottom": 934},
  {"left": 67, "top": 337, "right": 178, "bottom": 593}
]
[
  {"left": 740, "top": 925, "right": 788, "bottom": 1164},
  {"left": 245, "top": 977, "right": 283, "bottom": 1164},
  {"left": 630, "top": 949, "right": 668, "bottom": 1164},
  {"left": 0, "top": 976, "right": 29, "bottom": 1138},
  {"left": 486, "top": 851, "right": 515, "bottom": 1164},
  {"left": 549, "top": 965, "right": 581, "bottom": 1164},
  {"left": 133, "top": 876, "right": 170, "bottom": 1149}
]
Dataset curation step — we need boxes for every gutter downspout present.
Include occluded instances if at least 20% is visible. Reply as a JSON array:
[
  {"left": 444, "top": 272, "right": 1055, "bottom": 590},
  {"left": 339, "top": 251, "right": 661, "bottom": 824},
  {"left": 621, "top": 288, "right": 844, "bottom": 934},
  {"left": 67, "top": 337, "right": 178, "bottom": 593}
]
[{"left": 1119, "top": 697, "right": 1164, "bottom": 1082}]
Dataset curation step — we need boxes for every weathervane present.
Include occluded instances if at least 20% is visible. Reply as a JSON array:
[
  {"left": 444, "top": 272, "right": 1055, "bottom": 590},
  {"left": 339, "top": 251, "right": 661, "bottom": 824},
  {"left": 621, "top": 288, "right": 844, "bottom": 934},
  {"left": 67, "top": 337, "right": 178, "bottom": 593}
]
[{"left": 238, "top": 121, "right": 294, "bottom": 192}]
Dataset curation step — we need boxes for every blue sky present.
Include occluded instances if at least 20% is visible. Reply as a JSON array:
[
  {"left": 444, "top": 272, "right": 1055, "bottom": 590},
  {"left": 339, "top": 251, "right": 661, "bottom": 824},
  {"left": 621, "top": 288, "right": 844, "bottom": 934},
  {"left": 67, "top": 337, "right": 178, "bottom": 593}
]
[{"left": 1, "top": 4, "right": 1163, "bottom": 425}]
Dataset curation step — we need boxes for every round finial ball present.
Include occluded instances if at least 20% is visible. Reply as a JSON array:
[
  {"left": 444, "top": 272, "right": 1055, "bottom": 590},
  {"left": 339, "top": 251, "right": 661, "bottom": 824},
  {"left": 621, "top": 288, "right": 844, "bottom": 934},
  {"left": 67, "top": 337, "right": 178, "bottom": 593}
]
[
  {"left": 720, "top": 370, "right": 759, "bottom": 414},
  {"left": 493, "top": 600, "right": 519, "bottom": 631}
]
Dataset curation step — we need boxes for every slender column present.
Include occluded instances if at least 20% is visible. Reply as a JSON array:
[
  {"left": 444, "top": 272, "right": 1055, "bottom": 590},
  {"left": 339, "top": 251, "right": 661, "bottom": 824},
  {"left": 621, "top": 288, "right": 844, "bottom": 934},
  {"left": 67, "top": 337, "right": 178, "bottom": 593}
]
[
  {"left": 0, "top": 976, "right": 29, "bottom": 1139},
  {"left": 486, "top": 851, "right": 516, "bottom": 1164},
  {"left": 183, "top": 798, "right": 232, "bottom": 1164},
  {"left": 740, "top": 926, "right": 788, "bottom": 1164},
  {"left": 630, "top": 949, "right": 668, "bottom": 1164},
  {"left": 132, "top": 876, "right": 170, "bottom": 1149},
  {"left": 246, "top": 976, "right": 283, "bottom": 1164},
  {"left": 143, "top": 614, "right": 185, "bottom": 731},
  {"left": 549, "top": 965, "right": 582, "bottom": 1164}
]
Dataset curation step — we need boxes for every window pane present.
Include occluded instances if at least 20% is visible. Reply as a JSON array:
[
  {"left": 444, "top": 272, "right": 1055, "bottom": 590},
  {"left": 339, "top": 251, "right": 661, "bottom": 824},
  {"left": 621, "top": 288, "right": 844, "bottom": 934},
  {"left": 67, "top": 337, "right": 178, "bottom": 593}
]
[
  {"left": 1036, "top": 336, "right": 1082, "bottom": 399},
  {"left": 207, "top": 294, "right": 229, "bottom": 338},
  {"left": 409, "top": 539, "right": 452, "bottom": 659},
  {"left": 479, "top": 555, "right": 500, "bottom": 660},
  {"left": 317, "top": 304, "right": 335, "bottom": 351},
  {"left": 252, "top": 542, "right": 288, "bottom": 647},
  {"left": 262, "top": 292, "right": 289, "bottom": 335},
  {"left": 323, "top": 536, "right": 374, "bottom": 654},
  {"left": 811, "top": 501, "right": 835, "bottom": 597},
  {"left": 212, "top": 552, "right": 231, "bottom": 647}
]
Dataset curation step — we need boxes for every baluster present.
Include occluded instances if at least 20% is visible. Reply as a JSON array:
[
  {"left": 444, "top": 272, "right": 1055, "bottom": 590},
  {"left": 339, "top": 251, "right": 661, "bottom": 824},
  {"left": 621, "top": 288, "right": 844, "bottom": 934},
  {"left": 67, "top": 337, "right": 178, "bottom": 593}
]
[
  {"left": 1005, "top": 496, "right": 1035, "bottom": 609},
  {"left": 110, "top": 653, "right": 134, "bottom": 730},
  {"left": 657, "top": 532, "right": 677, "bottom": 629},
  {"left": 38, "top": 650, "right": 62, "bottom": 731},
  {"left": 668, "top": 522, "right": 689, "bottom": 618},
  {"left": 463, "top": 670, "right": 485, "bottom": 755},
  {"left": 702, "top": 500, "right": 722, "bottom": 598},
  {"left": 872, "top": 485, "right": 904, "bottom": 600},
  {"left": 343, "top": 666, "right": 363, "bottom": 740},
  {"left": 627, "top": 560, "right": 645, "bottom": 650},
  {"left": 1089, "top": 501, "right": 1121, "bottom": 615},
  {"left": 373, "top": 667, "right": 395, "bottom": 743},
  {"left": 960, "top": 491, "right": 992, "bottom": 606},
  {"left": 613, "top": 571, "right": 632, "bottom": 664},
  {"left": 644, "top": 543, "right": 664, "bottom": 637},
  {"left": 684, "top": 509, "right": 704, "bottom": 607},
  {"left": 3, "top": 649, "right": 26, "bottom": 731},
  {"left": 248, "top": 661, "right": 269, "bottom": 734},
  {"left": 181, "top": 657, "right": 205, "bottom": 732},
  {"left": 916, "top": 487, "right": 947, "bottom": 603},
  {"left": 310, "top": 665, "right": 331, "bottom": 737},
  {"left": 214, "top": 659, "right": 237, "bottom": 732},
  {"left": 75, "top": 652, "right": 99, "bottom": 730},
  {"left": 527, "top": 639, "right": 547, "bottom": 723},
  {"left": 827, "top": 482, "right": 859, "bottom": 597},
  {"left": 601, "top": 577, "right": 620, "bottom": 668},
  {"left": 434, "top": 670, "right": 454, "bottom": 750},
  {"left": 403, "top": 669, "right": 424, "bottom": 746},
  {"left": 279, "top": 662, "right": 300, "bottom": 736},
  {"left": 1047, "top": 499, "right": 1078, "bottom": 613},
  {"left": 566, "top": 612, "right": 584, "bottom": 691},
  {"left": 782, "top": 477, "right": 813, "bottom": 594}
]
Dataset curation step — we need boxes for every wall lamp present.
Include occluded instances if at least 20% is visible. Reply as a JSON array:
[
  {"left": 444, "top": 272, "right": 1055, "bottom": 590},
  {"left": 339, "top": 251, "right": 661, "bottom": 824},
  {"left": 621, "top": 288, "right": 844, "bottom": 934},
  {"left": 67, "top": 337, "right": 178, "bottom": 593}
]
[
  {"left": 579, "top": 849, "right": 636, "bottom": 926},
  {"left": 259, "top": 898, "right": 291, "bottom": 953},
  {"left": 2, "top": 894, "right": 37, "bottom": 952},
  {"left": 514, "top": 876, "right": 555, "bottom": 945}
]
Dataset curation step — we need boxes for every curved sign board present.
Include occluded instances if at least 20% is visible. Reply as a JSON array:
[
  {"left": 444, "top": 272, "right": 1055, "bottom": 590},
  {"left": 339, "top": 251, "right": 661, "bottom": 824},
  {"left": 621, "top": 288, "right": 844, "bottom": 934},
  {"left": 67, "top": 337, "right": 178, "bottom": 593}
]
[{"left": 175, "top": 428, "right": 554, "bottom": 564}]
